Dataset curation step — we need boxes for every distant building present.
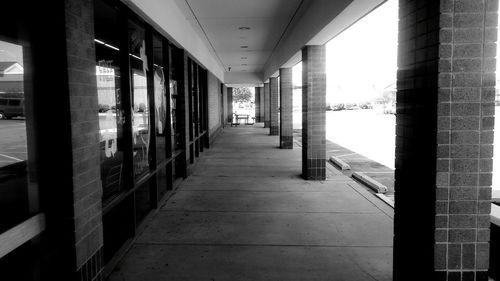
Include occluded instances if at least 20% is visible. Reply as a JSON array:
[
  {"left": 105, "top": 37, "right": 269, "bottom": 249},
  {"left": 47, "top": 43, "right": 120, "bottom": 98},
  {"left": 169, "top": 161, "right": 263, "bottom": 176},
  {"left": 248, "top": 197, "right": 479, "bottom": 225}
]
[{"left": 0, "top": 61, "right": 23, "bottom": 95}]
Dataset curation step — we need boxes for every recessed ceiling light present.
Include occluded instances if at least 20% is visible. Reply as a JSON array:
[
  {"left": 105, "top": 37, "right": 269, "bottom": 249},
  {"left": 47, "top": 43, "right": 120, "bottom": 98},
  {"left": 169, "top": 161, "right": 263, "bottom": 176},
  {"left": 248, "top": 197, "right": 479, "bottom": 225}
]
[
  {"left": 238, "top": 26, "right": 251, "bottom": 30},
  {"left": 242, "top": 64, "right": 247, "bottom": 66},
  {"left": 241, "top": 57, "right": 247, "bottom": 59},
  {"left": 240, "top": 46, "right": 248, "bottom": 49}
]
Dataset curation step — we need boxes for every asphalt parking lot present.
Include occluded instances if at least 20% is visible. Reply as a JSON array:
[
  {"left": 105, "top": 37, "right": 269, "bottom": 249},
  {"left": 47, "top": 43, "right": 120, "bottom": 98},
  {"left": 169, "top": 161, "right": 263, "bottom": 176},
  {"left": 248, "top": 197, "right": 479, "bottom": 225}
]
[{"left": 0, "top": 119, "right": 27, "bottom": 168}]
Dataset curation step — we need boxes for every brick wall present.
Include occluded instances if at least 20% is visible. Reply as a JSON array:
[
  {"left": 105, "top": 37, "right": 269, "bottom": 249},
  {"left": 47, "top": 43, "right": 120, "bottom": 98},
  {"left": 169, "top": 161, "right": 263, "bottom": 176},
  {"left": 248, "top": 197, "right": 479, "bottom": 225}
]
[
  {"left": 64, "top": 0, "right": 104, "bottom": 280},
  {"left": 280, "top": 68, "right": 293, "bottom": 148},
  {"left": 207, "top": 71, "right": 221, "bottom": 138},
  {"left": 301, "top": 45, "right": 326, "bottom": 180},
  {"left": 394, "top": 1, "right": 497, "bottom": 280}
]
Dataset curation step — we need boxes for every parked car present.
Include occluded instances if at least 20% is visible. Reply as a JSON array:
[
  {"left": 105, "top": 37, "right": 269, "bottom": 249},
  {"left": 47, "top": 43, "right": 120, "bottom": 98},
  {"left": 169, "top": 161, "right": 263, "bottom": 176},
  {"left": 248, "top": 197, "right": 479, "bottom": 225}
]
[
  {"left": 0, "top": 97, "right": 24, "bottom": 119},
  {"left": 332, "top": 103, "right": 345, "bottom": 111},
  {"left": 359, "top": 102, "right": 373, "bottom": 109},
  {"left": 383, "top": 102, "right": 396, "bottom": 114},
  {"left": 344, "top": 103, "right": 360, "bottom": 110}
]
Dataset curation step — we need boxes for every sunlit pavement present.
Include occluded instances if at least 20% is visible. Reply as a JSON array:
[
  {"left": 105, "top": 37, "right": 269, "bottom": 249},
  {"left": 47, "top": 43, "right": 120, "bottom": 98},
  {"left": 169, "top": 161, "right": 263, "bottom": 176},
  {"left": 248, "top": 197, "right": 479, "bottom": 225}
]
[
  {"left": 0, "top": 119, "right": 27, "bottom": 168},
  {"left": 325, "top": 109, "right": 395, "bottom": 169},
  {"left": 108, "top": 125, "right": 393, "bottom": 281},
  {"left": 294, "top": 109, "right": 395, "bottom": 203},
  {"left": 295, "top": 106, "right": 500, "bottom": 202}
]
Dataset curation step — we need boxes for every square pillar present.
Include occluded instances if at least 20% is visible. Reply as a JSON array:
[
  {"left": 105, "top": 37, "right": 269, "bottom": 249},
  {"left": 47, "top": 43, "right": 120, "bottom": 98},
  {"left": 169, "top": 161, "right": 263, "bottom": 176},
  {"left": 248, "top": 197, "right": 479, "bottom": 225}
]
[
  {"left": 227, "top": 87, "right": 233, "bottom": 123},
  {"left": 222, "top": 85, "right": 227, "bottom": 126},
  {"left": 280, "top": 68, "right": 293, "bottom": 149},
  {"left": 269, "top": 77, "right": 279, "bottom": 135},
  {"left": 394, "top": 1, "right": 497, "bottom": 280},
  {"left": 255, "top": 87, "right": 261, "bottom": 122},
  {"left": 259, "top": 86, "right": 265, "bottom": 123},
  {"left": 264, "top": 82, "right": 270, "bottom": 128},
  {"left": 301, "top": 45, "right": 326, "bottom": 180}
]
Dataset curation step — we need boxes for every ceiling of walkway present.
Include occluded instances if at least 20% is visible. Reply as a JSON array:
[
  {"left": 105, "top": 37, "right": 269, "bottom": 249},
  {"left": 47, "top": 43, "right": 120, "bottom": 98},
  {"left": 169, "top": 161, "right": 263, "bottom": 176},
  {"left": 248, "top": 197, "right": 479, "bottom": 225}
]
[{"left": 174, "top": 0, "right": 302, "bottom": 74}]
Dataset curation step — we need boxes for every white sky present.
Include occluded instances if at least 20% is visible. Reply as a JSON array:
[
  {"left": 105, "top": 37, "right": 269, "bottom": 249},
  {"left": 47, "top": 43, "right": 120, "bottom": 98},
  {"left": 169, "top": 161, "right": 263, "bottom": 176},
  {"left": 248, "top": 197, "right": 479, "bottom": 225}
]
[
  {"left": 326, "top": 0, "right": 398, "bottom": 104},
  {"left": 293, "top": 0, "right": 398, "bottom": 104}
]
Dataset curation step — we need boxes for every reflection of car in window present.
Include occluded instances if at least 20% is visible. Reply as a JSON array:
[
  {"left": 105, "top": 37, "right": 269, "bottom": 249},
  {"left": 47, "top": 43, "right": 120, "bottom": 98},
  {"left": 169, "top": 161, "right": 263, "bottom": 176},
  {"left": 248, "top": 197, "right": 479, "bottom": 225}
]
[{"left": 0, "top": 97, "right": 24, "bottom": 119}]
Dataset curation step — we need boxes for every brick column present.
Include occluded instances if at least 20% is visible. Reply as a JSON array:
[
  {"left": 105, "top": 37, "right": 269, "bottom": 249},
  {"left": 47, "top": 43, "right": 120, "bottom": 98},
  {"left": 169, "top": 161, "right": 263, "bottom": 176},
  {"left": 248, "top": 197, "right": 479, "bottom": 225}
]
[
  {"left": 269, "top": 77, "right": 279, "bottom": 135},
  {"left": 264, "top": 82, "right": 270, "bottom": 128},
  {"left": 255, "top": 87, "right": 261, "bottom": 122},
  {"left": 227, "top": 87, "right": 233, "bottom": 123},
  {"left": 394, "top": 1, "right": 497, "bottom": 280},
  {"left": 65, "top": 0, "right": 104, "bottom": 280},
  {"left": 280, "top": 68, "right": 293, "bottom": 148},
  {"left": 301, "top": 45, "right": 326, "bottom": 180},
  {"left": 259, "top": 86, "right": 265, "bottom": 122},
  {"left": 222, "top": 84, "right": 228, "bottom": 126}
]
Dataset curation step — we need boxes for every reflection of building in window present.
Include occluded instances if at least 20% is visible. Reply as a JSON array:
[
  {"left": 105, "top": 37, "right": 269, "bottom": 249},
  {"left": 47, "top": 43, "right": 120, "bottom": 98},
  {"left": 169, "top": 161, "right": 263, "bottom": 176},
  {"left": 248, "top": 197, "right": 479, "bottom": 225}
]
[
  {"left": 96, "top": 63, "right": 119, "bottom": 158},
  {"left": 96, "top": 61, "right": 116, "bottom": 110},
  {"left": 129, "top": 27, "right": 150, "bottom": 176},
  {"left": 0, "top": 61, "right": 24, "bottom": 94},
  {"left": 0, "top": 39, "right": 37, "bottom": 235}
]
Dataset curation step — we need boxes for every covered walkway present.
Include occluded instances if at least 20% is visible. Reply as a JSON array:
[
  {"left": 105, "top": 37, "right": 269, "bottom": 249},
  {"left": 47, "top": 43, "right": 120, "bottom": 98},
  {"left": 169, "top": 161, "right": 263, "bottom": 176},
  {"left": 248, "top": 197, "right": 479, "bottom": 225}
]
[{"left": 109, "top": 125, "right": 393, "bottom": 281}]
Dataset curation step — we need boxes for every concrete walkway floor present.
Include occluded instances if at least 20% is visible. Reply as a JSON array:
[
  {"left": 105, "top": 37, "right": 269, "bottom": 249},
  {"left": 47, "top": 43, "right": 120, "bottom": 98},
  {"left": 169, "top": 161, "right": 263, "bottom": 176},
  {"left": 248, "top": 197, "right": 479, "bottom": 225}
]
[{"left": 108, "top": 125, "right": 394, "bottom": 281}]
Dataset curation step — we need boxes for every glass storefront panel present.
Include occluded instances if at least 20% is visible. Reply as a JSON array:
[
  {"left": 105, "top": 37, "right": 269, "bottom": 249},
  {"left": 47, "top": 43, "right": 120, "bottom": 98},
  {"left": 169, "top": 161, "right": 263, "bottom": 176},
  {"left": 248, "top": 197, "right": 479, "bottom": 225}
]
[
  {"left": 157, "top": 166, "right": 168, "bottom": 199},
  {"left": 0, "top": 39, "right": 39, "bottom": 233},
  {"left": 135, "top": 179, "right": 151, "bottom": 225},
  {"left": 169, "top": 46, "right": 180, "bottom": 151},
  {"left": 153, "top": 35, "right": 167, "bottom": 163},
  {"left": 193, "top": 64, "right": 199, "bottom": 137},
  {"left": 94, "top": 0, "right": 125, "bottom": 201},
  {"left": 129, "top": 20, "right": 151, "bottom": 179}
]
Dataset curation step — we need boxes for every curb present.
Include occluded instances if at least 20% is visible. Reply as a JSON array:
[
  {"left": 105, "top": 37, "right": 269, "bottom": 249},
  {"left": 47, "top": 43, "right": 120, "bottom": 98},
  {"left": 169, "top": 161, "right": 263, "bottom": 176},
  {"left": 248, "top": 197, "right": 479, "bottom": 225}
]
[
  {"left": 375, "top": 194, "right": 394, "bottom": 208},
  {"left": 329, "top": 156, "right": 351, "bottom": 170},
  {"left": 352, "top": 172, "right": 388, "bottom": 193}
]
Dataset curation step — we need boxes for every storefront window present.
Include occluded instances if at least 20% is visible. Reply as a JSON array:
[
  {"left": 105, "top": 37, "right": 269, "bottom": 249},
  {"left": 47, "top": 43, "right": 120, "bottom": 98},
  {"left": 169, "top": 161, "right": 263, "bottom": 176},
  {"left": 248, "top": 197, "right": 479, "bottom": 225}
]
[
  {"left": 129, "top": 20, "right": 151, "bottom": 179},
  {"left": 169, "top": 46, "right": 180, "bottom": 151},
  {"left": 193, "top": 63, "right": 199, "bottom": 136},
  {"left": 95, "top": 0, "right": 125, "bottom": 201},
  {"left": 153, "top": 35, "right": 167, "bottom": 163},
  {"left": 0, "top": 39, "right": 38, "bottom": 233}
]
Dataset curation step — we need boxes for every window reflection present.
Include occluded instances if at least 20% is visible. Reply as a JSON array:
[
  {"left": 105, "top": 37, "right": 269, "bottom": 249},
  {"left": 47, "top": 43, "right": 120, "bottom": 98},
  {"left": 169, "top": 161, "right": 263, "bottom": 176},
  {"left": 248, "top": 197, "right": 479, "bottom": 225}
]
[
  {"left": 0, "top": 39, "right": 38, "bottom": 233},
  {"left": 129, "top": 20, "right": 151, "bottom": 178},
  {"left": 95, "top": 0, "right": 125, "bottom": 201},
  {"left": 153, "top": 35, "right": 167, "bottom": 163},
  {"left": 169, "top": 46, "right": 180, "bottom": 151}
]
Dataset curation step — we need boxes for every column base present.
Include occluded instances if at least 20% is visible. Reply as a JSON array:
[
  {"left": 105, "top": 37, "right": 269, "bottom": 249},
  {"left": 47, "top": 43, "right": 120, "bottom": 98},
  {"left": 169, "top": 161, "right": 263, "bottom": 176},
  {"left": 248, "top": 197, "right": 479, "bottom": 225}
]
[
  {"left": 302, "top": 174, "right": 326, "bottom": 181},
  {"left": 302, "top": 159, "right": 326, "bottom": 180},
  {"left": 280, "top": 136, "right": 293, "bottom": 149},
  {"left": 270, "top": 125, "right": 279, "bottom": 135},
  {"left": 264, "top": 121, "right": 270, "bottom": 128}
]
